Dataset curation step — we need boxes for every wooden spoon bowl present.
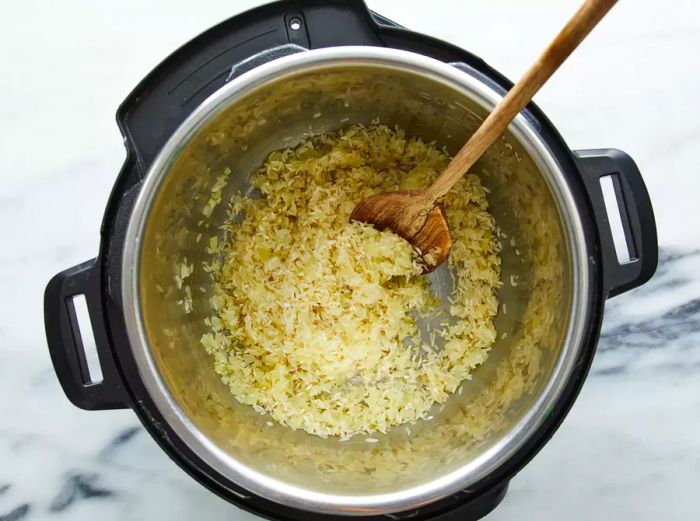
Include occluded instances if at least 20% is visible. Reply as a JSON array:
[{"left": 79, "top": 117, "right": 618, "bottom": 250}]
[{"left": 350, "top": 192, "right": 451, "bottom": 273}]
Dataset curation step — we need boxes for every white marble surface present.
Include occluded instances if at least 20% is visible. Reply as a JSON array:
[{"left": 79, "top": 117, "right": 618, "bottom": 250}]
[{"left": 1, "top": 0, "right": 699, "bottom": 519}]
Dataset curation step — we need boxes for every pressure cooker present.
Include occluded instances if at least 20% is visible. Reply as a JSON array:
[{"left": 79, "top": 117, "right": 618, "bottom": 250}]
[{"left": 44, "top": 1, "right": 657, "bottom": 519}]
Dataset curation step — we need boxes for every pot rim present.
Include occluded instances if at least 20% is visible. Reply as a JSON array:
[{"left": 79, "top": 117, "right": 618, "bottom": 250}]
[{"left": 121, "top": 46, "right": 589, "bottom": 515}]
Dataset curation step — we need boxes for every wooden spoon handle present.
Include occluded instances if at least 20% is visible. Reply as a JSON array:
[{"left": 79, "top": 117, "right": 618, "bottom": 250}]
[{"left": 425, "top": 0, "right": 618, "bottom": 201}]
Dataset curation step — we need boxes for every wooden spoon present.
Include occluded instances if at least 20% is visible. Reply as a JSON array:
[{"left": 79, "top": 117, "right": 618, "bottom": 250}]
[{"left": 351, "top": 0, "right": 618, "bottom": 272}]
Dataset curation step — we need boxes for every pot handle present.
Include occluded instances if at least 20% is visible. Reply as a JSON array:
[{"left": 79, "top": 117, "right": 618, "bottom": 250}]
[
  {"left": 44, "top": 259, "right": 130, "bottom": 410},
  {"left": 225, "top": 44, "right": 307, "bottom": 83},
  {"left": 574, "top": 149, "right": 658, "bottom": 297}
]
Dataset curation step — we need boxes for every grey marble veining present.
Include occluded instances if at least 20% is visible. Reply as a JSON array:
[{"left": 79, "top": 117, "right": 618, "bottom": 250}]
[{"left": 0, "top": 0, "right": 698, "bottom": 520}]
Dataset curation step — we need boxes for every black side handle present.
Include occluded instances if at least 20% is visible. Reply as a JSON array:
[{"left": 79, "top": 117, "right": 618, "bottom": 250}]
[
  {"left": 44, "top": 259, "right": 130, "bottom": 410},
  {"left": 575, "top": 149, "right": 658, "bottom": 298}
]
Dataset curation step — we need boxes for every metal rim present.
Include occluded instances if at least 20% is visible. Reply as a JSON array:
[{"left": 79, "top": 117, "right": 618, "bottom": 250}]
[{"left": 121, "top": 46, "right": 589, "bottom": 515}]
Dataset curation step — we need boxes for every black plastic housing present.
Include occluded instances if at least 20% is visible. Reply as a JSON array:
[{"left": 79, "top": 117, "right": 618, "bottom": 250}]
[{"left": 43, "top": 1, "right": 658, "bottom": 520}]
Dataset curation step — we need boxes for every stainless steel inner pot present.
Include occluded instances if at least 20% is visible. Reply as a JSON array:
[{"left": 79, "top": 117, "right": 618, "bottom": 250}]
[{"left": 122, "top": 47, "right": 588, "bottom": 515}]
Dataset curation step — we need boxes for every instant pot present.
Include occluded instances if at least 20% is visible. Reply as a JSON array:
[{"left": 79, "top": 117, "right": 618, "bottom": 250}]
[{"left": 44, "top": 1, "right": 657, "bottom": 519}]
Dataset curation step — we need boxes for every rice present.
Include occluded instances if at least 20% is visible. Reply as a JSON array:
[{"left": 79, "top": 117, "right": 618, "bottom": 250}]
[{"left": 201, "top": 125, "right": 501, "bottom": 439}]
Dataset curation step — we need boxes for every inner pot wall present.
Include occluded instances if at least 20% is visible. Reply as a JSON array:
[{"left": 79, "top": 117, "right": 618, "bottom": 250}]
[{"left": 127, "top": 49, "right": 585, "bottom": 513}]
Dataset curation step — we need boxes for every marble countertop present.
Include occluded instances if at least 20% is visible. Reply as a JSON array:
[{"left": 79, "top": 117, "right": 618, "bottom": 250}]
[{"left": 1, "top": 0, "right": 698, "bottom": 519}]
